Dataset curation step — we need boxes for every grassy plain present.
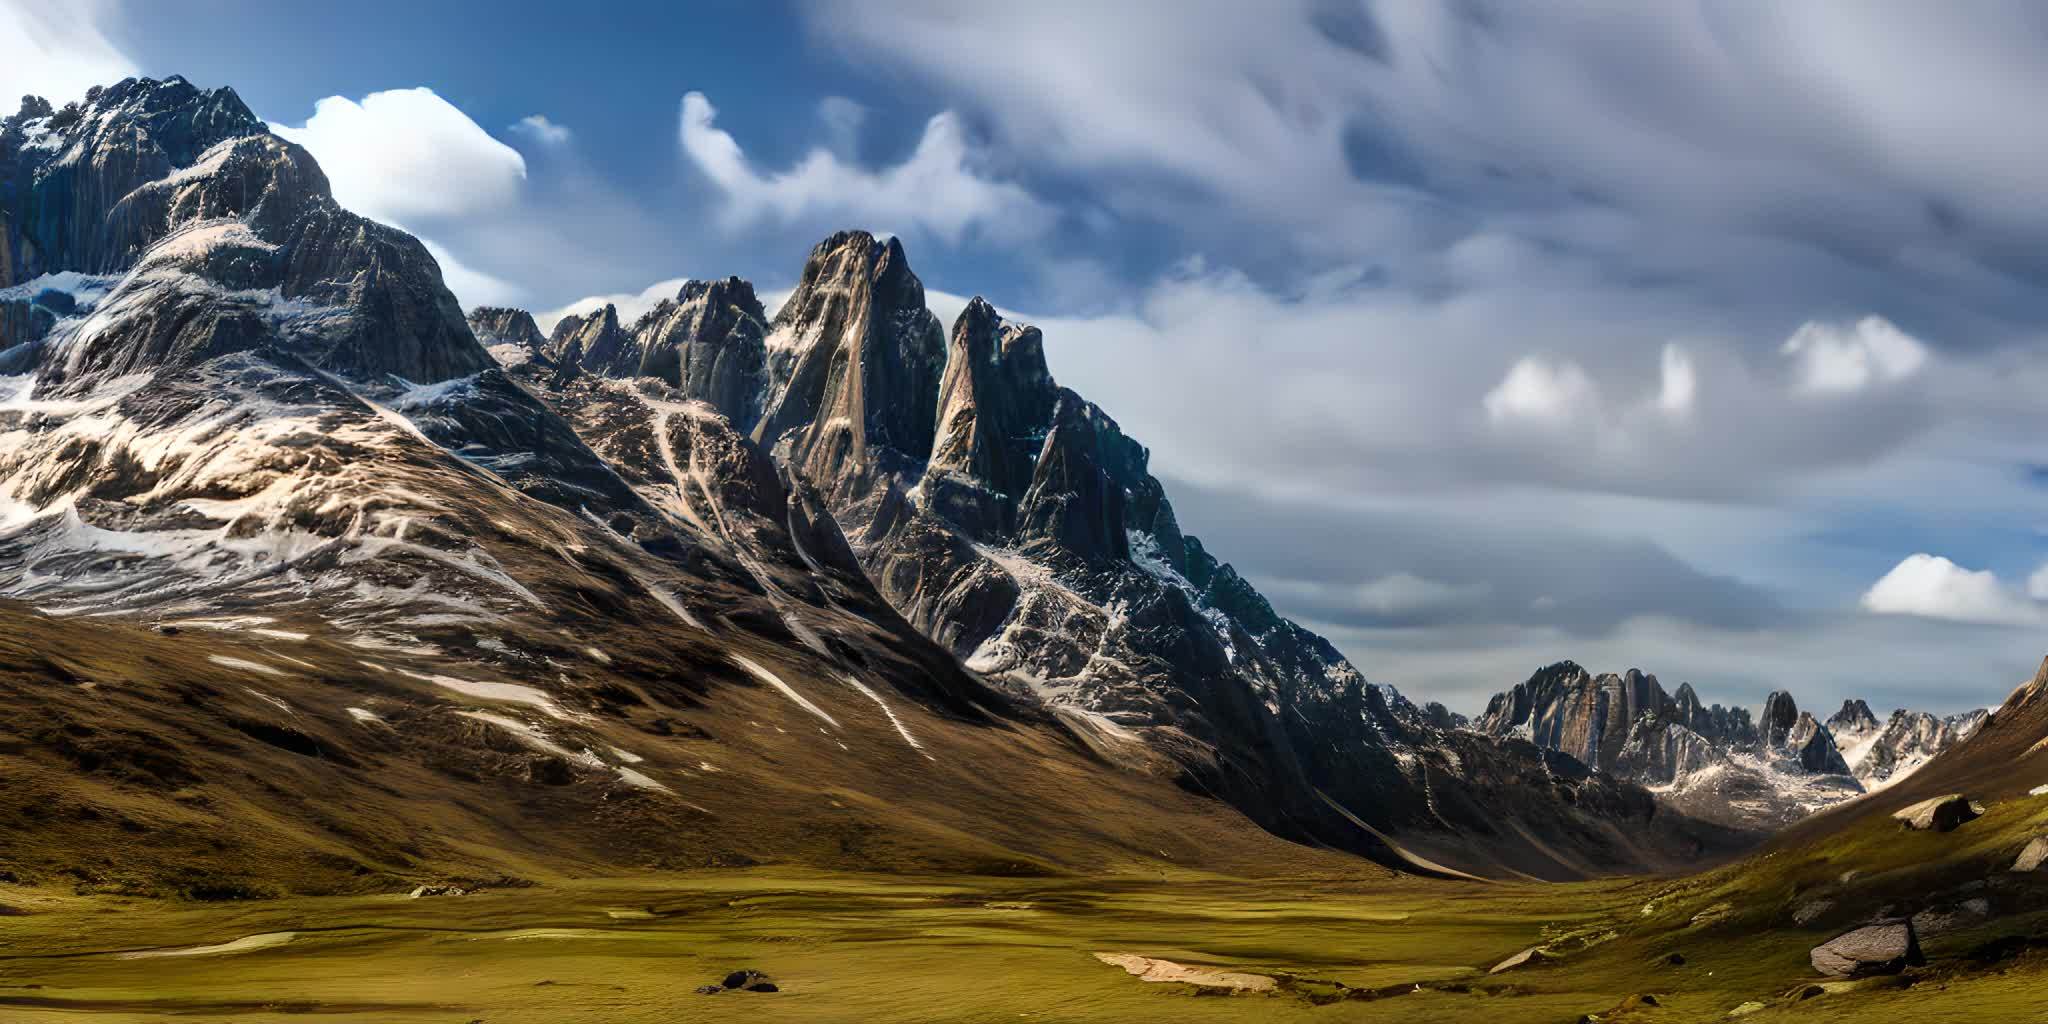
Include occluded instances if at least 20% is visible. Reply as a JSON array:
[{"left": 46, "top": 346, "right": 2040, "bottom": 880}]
[{"left": 4, "top": 849, "right": 2046, "bottom": 1023}]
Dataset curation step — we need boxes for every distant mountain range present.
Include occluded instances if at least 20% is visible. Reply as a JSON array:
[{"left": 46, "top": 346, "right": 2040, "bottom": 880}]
[{"left": 1474, "top": 662, "right": 1985, "bottom": 829}]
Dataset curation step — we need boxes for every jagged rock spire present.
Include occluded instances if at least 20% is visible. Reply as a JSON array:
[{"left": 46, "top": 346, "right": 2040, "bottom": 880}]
[
  {"left": 921, "top": 296, "right": 1057, "bottom": 539},
  {"left": 752, "top": 231, "right": 945, "bottom": 490},
  {"left": 545, "top": 303, "right": 634, "bottom": 375}
]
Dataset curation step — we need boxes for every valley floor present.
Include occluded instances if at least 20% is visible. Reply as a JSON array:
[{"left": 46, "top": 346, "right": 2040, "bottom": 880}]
[{"left": 3, "top": 865, "right": 2043, "bottom": 1023}]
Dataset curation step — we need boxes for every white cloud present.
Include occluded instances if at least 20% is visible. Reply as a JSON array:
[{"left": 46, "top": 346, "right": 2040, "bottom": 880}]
[
  {"left": 1480, "top": 343, "right": 1697, "bottom": 433},
  {"left": 1860, "top": 553, "right": 2041, "bottom": 627},
  {"left": 678, "top": 90, "right": 1053, "bottom": 244},
  {"left": 537, "top": 276, "right": 691, "bottom": 336},
  {"left": 0, "top": 0, "right": 136, "bottom": 112},
  {"left": 1782, "top": 316, "right": 1930, "bottom": 394},
  {"left": 1483, "top": 356, "right": 1597, "bottom": 426},
  {"left": 815, "top": 96, "right": 866, "bottom": 158},
  {"left": 1657, "top": 343, "right": 1697, "bottom": 416},
  {"left": 509, "top": 114, "right": 571, "bottom": 146},
  {"left": 1349, "top": 574, "right": 1492, "bottom": 616},
  {"left": 2027, "top": 562, "right": 2048, "bottom": 602},
  {"left": 271, "top": 88, "right": 527, "bottom": 225}
]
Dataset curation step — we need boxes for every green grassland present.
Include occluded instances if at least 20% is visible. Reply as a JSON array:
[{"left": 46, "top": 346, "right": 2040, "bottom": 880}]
[{"left": 4, "top": 831, "right": 2047, "bottom": 1024}]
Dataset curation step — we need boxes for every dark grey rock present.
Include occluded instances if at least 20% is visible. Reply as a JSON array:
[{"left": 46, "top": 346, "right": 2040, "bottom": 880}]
[{"left": 1911, "top": 897, "right": 1990, "bottom": 937}]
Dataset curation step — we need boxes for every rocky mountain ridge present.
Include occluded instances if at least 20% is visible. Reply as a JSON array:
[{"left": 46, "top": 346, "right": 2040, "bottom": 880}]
[
  {"left": 0, "top": 74, "right": 1742, "bottom": 893},
  {"left": 1476, "top": 662, "right": 1981, "bottom": 829},
  {"left": 1825, "top": 699, "right": 1990, "bottom": 790},
  {"left": 491, "top": 231, "right": 1748, "bottom": 878}
]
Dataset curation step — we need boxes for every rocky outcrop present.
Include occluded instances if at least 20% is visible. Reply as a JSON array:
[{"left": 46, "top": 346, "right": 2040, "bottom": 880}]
[
  {"left": 2011, "top": 836, "right": 2048, "bottom": 872},
  {"left": 1842, "top": 709, "right": 1987, "bottom": 788},
  {"left": 628, "top": 277, "right": 768, "bottom": 429},
  {"left": 2, "top": 79, "right": 490, "bottom": 391},
  {"left": 1911, "top": 898, "right": 1991, "bottom": 938},
  {"left": 1759, "top": 691, "right": 1801, "bottom": 748},
  {"left": 469, "top": 306, "right": 545, "bottom": 366},
  {"left": 1827, "top": 699, "right": 1880, "bottom": 738},
  {"left": 545, "top": 304, "right": 634, "bottom": 377},
  {"left": 1476, "top": 662, "right": 1668, "bottom": 770},
  {"left": 1488, "top": 946, "right": 1552, "bottom": 974},
  {"left": 1810, "top": 921, "right": 1923, "bottom": 977},
  {"left": 1421, "top": 701, "right": 1468, "bottom": 731},
  {"left": 1785, "top": 712, "right": 1851, "bottom": 774},
  {"left": 1893, "top": 794, "right": 1983, "bottom": 832},
  {"left": 919, "top": 297, "right": 1056, "bottom": 541}
]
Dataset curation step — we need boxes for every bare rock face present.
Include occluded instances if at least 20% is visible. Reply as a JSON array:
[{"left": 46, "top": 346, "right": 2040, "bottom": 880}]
[
  {"left": 1478, "top": 664, "right": 1680, "bottom": 771},
  {"left": 1849, "top": 709, "right": 1986, "bottom": 787},
  {"left": 1421, "top": 701, "right": 1468, "bottom": 731},
  {"left": 630, "top": 277, "right": 768, "bottom": 430},
  {"left": 1809, "top": 921, "right": 1924, "bottom": 977},
  {"left": 1893, "top": 794, "right": 1984, "bottom": 832},
  {"left": 1, "top": 77, "right": 491, "bottom": 390},
  {"left": 920, "top": 296, "right": 1056, "bottom": 541},
  {"left": 2011, "top": 836, "right": 2048, "bottom": 872},
  {"left": 469, "top": 306, "right": 546, "bottom": 366},
  {"left": 1785, "top": 711, "right": 1851, "bottom": 774},
  {"left": 753, "top": 230, "right": 945, "bottom": 499},
  {"left": 1013, "top": 390, "right": 1131, "bottom": 564},
  {"left": 1759, "top": 690, "right": 1801, "bottom": 748},
  {"left": 1827, "top": 699, "right": 1881, "bottom": 738},
  {"left": 545, "top": 304, "right": 635, "bottom": 377}
]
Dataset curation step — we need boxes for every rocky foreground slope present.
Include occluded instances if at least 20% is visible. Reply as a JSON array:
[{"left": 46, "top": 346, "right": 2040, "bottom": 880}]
[
  {"left": 1476, "top": 662, "right": 1985, "bottom": 830},
  {"left": 0, "top": 76, "right": 1746, "bottom": 893}
]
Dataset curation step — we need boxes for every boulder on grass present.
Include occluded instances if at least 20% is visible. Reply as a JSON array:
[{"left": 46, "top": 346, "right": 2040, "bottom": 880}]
[
  {"left": 1911, "top": 898, "right": 1991, "bottom": 938},
  {"left": 1893, "top": 794, "right": 1983, "bottom": 832},
  {"left": 2011, "top": 836, "right": 2048, "bottom": 872},
  {"left": 1810, "top": 920, "right": 1924, "bottom": 977}
]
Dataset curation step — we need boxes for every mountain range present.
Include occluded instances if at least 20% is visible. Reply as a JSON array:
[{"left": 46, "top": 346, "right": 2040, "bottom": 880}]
[
  {"left": 1474, "top": 662, "right": 1985, "bottom": 830},
  {"left": 0, "top": 75, "right": 1770, "bottom": 895},
  {"left": 0, "top": 72, "right": 2002, "bottom": 892}
]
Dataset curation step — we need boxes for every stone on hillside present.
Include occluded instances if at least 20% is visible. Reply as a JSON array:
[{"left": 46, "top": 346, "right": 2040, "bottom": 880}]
[
  {"left": 1791, "top": 898, "right": 1834, "bottom": 925},
  {"left": 2013, "top": 836, "right": 2048, "bottom": 872},
  {"left": 1489, "top": 946, "right": 1552, "bottom": 974},
  {"left": 1809, "top": 920, "right": 1924, "bottom": 977},
  {"left": 704, "top": 969, "right": 778, "bottom": 993},
  {"left": 1911, "top": 898, "right": 1991, "bottom": 938},
  {"left": 1892, "top": 794, "right": 1984, "bottom": 832}
]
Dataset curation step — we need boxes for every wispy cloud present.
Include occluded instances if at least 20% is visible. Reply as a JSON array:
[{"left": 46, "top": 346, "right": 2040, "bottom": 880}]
[{"left": 678, "top": 90, "right": 1054, "bottom": 245}]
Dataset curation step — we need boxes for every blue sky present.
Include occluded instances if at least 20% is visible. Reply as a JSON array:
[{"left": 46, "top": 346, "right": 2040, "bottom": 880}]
[{"left": 11, "top": 0, "right": 2048, "bottom": 715}]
